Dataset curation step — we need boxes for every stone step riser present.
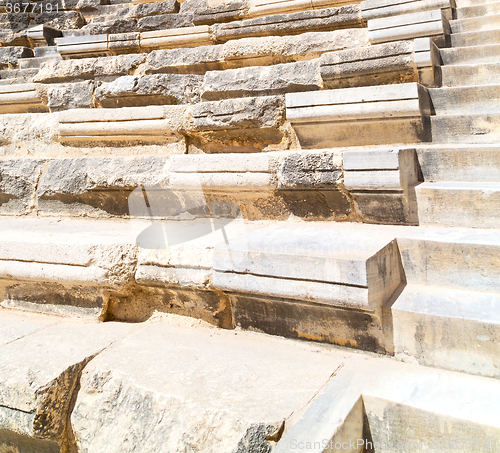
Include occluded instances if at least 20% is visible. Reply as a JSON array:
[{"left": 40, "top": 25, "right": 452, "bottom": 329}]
[
  {"left": 415, "top": 182, "right": 500, "bottom": 228},
  {"left": 440, "top": 44, "right": 500, "bottom": 64},
  {"left": 441, "top": 63, "right": 500, "bottom": 86},
  {"left": 431, "top": 114, "right": 500, "bottom": 144},
  {"left": 416, "top": 146, "right": 500, "bottom": 182},
  {"left": 456, "top": 2, "right": 500, "bottom": 19},
  {"left": 450, "top": 14, "right": 500, "bottom": 33},
  {"left": 429, "top": 85, "right": 500, "bottom": 114},
  {"left": 450, "top": 28, "right": 500, "bottom": 45}
]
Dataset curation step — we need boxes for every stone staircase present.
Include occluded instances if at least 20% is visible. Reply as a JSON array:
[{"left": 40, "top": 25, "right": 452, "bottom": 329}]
[{"left": 0, "top": 0, "right": 500, "bottom": 451}]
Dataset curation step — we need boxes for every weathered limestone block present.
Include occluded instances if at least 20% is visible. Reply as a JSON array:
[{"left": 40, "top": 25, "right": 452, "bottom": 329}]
[
  {"left": 0, "top": 216, "right": 139, "bottom": 315},
  {"left": 0, "top": 13, "right": 30, "bottom": 33},
  {"left": 33, "top": 10, "right": 85, "bottom": 30},
  {"left": 37, "top": 156, "right": 169, "bottom": 216},
  {"left": 0, "top": 159, "right": 46, "bottom": 215},
  {"left": 137, "top": 13, "right": 194, "bottom": 32},
  {"left": 57, "top": 105, "right": 186, "bottom": 146},
  {"left": 277, "top": 150, "right": 342, "bottom": 189},
  {"left": 0, "top": 113, "right": 58, "bottom": 153},
  {"left": 36, "top": 81, "right": 95, "bottom": 111},
  {"left": 56, "top": 34, "right": 110, "bottom": 58},
  {"left": 286, "top": 83, "right": 432, "bottom": 148},
  {"left": 33, "top": 53, "right": 146, "bottom": 83},
  {"left": 0, "top": 46, "right": 33, "bottom": 69},
  {"left": 201, "top": 60, "right": 322, "bottom": 100},
  {"left": 0, "top": 30, "right": 32, "bottom": 47},
  {"left": 95, "top": 74, "right": 203, "bottom": 107},
  {"left": 141, "top": 28, "right": 369, "bottom": 74},
  {"left": 320, "top": 40, "right": 417, "bottom": 89},
  {"left": 0, "top": 83, "right": 47, "bottom": 114},
  {"left": 186, "top": 95, "right": 286, "bottom": 152},
  {"left": 213, "top": 223, "right": 403, "bottom": 351},
  {"left": 368, "top": 9, "right": 449, "bottom": 44},
  {"left": 140, "top": 25, "right": 213, "bottom": 50},
  {"left": 194, "top": 1, "right": 249, "bottom": 25},
  {"left": 361, "top": 0, "right": 451, "bottom": 21},
  {"left": 108, "top": 32, "right": 141, "bottom": 55},
  {"left": 71, "top": 320, "right": 348, "bottom": 452},
  {"left": 344, "top": 148, "right": 421, "bottom": 224},
  {"left": 0, "top": 318, "right": 136, "bottom": 452},
  {"left": 247, "top": 0, "right": 348, "bottom": 18},
  {"left": 126, "top": 0, "right": 179, "bottom": 18},
  {"left": 82, "top": 18, "right": 138, "bottom": 35},
  {"left": 213, "top": 5, "right": 363, "bottom": 42}
]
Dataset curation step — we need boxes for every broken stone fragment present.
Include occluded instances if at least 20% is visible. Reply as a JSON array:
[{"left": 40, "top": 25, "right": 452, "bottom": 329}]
[
  {"left": 0, "top": 159, "right": 46, "bottom": 215},
  {"left": 36, "top": 80, "right": 95, "bottom": 111},
  {"left": 201, "top": 60, "right": 322, "bottom": 100},
  {"left": 0, "top": 46, "right": 33, "bottom": 69},
  {"left": 126, "top": 0, "right": 180, "bottom": 18},
  {"left": 194, "top": 1, "right": 249, "bottom": 25},
  {"left": 33, "top": 10, "right": 85, "bottom": 30},
  {"left": 33, "top": 54, "right": 146, "bottom": 83},
  {"left": 137, "top": 13, "right": 195, "bottom": 32},
  {"left": 95, "top": 74, "right": 203, "bottom": 107}
]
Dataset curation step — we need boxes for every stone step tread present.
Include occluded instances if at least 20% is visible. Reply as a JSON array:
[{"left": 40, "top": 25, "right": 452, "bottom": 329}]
[
  {"left": 1, "top": 307, "right": 497, "bottom": 452},
  {"left": 450, "top": 12, "right": 500, "bottom": 33},
  {"left": 450, "top": 28, "right": 500, "bottom": 46},
  {"left": 394, "top": 284, "right": 500, "bottom": 322},
  {"left": 440, "top": 43, "right": 500, "bottom": 65},
  {"left": 455, "top": 1, "right": 500, "bottom": 19},
  {"left": 417, "top": 181, "right": 500, "bottom": 190}
]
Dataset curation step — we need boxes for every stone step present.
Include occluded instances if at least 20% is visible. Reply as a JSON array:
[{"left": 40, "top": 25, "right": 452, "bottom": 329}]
[
  {"left": 2, "top": 309, "right": 496, "bottom": 452},
  {"left": 416, "top": 144, "right": 500, "bottom": 182},
  {"left": 429, "top": 85, "right": 500, "bottom": 114},
  {"left": 416, "top": 181, "right": 500, "bottom": 227},
  {"left": 456, "top": 1, "right": 500, "bottom": 19},
  {"left": 440, "top": 43, "right": 500, "bottom": 65},
  {"left": 441, "top": 62, "right": 500, "bottom": 85},
  {"left": 276, "top": 350, "right": 500, "bottom": 453},
  {"left": 1, "top": 217, "right": 499, "bottom": 355},
  {"left": 392, "top": 284, "right": 500, "bottom": 378},
  {"left": 455, "top": 0, "right": 500, "bottom": 7},
  {"left": 18, "top": 55, "right": 62, "bottom": 69},
  {"left": 450, "top": 13, "right": 500, "bottom": 33},
  {"left": 450, "top": 27, "right": 500, "bottom": 46},
  {"left": 431, "top": 112, "right": 500, "bottom": 144},
  {"left": 0, "top": 68, "right": 38, "bottom": 83}
]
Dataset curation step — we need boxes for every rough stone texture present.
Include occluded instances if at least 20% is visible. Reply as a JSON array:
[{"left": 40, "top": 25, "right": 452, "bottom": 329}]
[
  {"left": 201, "top": 60, "right": 322, "bottom": 100},
  {"left": 0, "top": 46, "right": 33, "bottom": 69},
  {"left": 277, "top": 150, "right": 343, "bottom": 189},
  {"left": 0, "top": 30, "right": 32, "bottom": 47},
  {"left": 136, "top": 13, "right": 194, "bottom": 32},
  {"left": 213, "top": 5, "right": 363, "bottom": 42},
  {"left": 36, "top": 81, "right": 95, "bottom": 111},
  {"left": 71, "top": 318, "right": 347, "bottom": 453},
  {"left": 126, "top": 0, "right": 180, "bottom": 18},
  {"left": 37, "top": 156, "right": 170, "bottom": 216},
  {"left": 186, "top": 95, "right": 286, "bottom": 152},
  {"left": 95, "top": 74, "right": 203, "bottom": 107},
  {"left": 0, "top": 159, "right": 46, "bottom": 215},
  {"left": 83, "top": 18, "right": 139, "bottom": 35},
  {"left": 187, "top": 95, "right": 285, "bottom": 131},
  {"left": 142, "top": 29, "right": 369, "bottom": 74},
  {"left": 0, "top": 314, "right": 136, "bottom": 450},
  {"left": 194, "top": 1, "right": 249, "bottom": 25},
  {"left": 320, "top": 40, "right": 417, "bottom": 89},
  {"left": 33, "top": 11, "right": 86, "bottom": 30},
  {"left": 33, "top": 54, "right": 146, "bottom": 83}
]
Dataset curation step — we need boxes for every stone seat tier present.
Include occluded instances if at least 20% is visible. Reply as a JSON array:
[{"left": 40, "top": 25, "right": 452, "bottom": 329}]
[
  {"left": 0, "top": 216, "right": 499, "bottom": 370},
  {"left": 1, "top": 308, "right": 498, "bottom": 452}
]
